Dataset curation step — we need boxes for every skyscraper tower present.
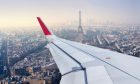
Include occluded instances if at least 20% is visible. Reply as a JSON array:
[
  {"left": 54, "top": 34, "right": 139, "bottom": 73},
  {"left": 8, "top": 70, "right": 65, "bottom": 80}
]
[{"left": 78, "top": 11, "right": 83, "bottom": 34}]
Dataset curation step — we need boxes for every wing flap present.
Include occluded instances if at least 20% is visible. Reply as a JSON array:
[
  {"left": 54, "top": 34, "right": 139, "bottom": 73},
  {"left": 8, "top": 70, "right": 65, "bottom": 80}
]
[
  {"left": 86, "top": 66, "right": 113, "bottom": 84},
  {"left": 60, "top": 71, "right": 85, "bottom": 84}
]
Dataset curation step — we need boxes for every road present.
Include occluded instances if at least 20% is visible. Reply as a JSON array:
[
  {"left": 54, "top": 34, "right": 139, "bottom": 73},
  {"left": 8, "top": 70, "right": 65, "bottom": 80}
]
[{"left": 0, "top": 38, "right": 10, "bottom": 78}]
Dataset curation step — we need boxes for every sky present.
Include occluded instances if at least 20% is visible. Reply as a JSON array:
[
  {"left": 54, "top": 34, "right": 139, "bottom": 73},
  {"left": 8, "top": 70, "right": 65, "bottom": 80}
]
[{"left": 0, "top": 0, "right": 140, "bottom": 29}]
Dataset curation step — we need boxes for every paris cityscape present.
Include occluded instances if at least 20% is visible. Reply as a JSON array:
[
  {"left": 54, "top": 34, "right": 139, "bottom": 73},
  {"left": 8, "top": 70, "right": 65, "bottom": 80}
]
[
  {"left": 0, "top": 24, "right": 140, "bottom": 84},
  {"left": 0, "top": 0, "right": 140, "bottom": 84}
]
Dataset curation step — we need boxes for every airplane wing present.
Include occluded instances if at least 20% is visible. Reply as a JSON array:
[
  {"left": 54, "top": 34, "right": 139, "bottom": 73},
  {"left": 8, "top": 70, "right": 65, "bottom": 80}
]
[{"left": 37, "top": 17, "right": 140, "bottom": 84}]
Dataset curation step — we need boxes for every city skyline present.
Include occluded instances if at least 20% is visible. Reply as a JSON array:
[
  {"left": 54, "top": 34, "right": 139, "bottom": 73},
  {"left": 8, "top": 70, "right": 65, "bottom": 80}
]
[{"left": 0, "top": 0, "right": 139, "bottom": 29}]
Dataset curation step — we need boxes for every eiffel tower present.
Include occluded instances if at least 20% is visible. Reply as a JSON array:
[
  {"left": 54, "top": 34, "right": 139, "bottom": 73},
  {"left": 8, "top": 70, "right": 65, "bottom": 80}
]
[
  {"left": 76, "top": 11, "right": 84, "bottom": 42},
  {"left": 78, "top": 11, "right": 83, "bottom": 34}
]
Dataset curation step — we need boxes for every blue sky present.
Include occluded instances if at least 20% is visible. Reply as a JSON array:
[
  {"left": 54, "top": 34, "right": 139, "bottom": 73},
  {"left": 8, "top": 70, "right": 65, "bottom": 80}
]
[{"left": 0, "top": 0, "right": 139, "bottom": 28}]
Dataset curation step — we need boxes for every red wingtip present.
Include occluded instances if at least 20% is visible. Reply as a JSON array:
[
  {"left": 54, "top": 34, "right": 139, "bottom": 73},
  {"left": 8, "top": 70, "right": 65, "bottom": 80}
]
[{"left": 37, "top": 17, "right": 51, "bottom": 35}]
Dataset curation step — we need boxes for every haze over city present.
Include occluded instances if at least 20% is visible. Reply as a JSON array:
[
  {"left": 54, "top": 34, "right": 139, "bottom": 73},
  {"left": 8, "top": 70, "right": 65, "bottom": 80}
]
[
  {"left": 0, "top": 0, "right": 140, "bottom": 29},
  {"left": 1, "top": 0, "right": 140, "bottom": 84}
]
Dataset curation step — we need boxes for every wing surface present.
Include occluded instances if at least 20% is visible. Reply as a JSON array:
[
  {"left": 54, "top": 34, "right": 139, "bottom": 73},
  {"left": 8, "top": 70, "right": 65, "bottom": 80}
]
[{"left": 37, "top": 17, "right": 140, "bottom": 84}]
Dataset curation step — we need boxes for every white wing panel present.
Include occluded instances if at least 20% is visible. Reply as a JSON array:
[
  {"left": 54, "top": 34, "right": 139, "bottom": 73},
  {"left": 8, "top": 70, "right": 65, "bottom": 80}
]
[
  {"left": 48, "top": 44, "right": 80, "bottom": 74},
  {"left": 87, "top": 66, "right": 113, "bottom": 84},
  {"left": 53, "top": 39, "right": 95, "bottom": 66}
]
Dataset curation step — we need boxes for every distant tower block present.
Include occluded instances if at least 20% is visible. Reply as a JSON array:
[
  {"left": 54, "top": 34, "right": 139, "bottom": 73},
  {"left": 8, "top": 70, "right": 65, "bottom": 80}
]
[{"left": 78, "top": 11, "right": 84, "bottom": 34}]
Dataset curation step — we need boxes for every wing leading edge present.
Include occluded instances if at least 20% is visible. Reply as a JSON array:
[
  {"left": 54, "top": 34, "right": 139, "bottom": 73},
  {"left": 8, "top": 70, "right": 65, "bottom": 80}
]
[{"left": 37, "top": 17, "right": 140, "bottom": 84}]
